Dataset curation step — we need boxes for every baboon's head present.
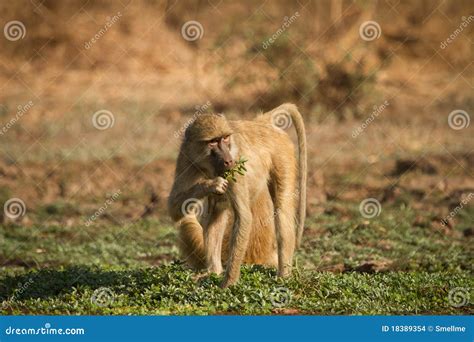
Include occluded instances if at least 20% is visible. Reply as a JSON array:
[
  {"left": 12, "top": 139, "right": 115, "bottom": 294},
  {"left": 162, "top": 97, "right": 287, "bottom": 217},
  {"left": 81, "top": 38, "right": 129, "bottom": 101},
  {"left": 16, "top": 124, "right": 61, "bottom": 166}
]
[{"left": 183, "top": 114, "right": 236, "bottom": 176}]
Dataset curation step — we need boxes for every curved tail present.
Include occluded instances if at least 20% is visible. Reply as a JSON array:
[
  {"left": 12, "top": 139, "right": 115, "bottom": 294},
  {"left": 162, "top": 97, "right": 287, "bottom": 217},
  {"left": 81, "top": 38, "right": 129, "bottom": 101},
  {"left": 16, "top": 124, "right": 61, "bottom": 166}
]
[{"left": 267, "top": 103, "right": 307, "bottom": 247}]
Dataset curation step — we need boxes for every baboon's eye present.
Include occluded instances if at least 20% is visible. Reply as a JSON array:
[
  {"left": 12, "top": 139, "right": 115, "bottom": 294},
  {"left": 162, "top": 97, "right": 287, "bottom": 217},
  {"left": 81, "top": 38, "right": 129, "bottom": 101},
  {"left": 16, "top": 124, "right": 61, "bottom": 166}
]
[
  {"left": 222, "top": 135, "right": 230, "bottom": 144},
  {"left": 208, "top": 138, "right": 219, "bottom": 148}
]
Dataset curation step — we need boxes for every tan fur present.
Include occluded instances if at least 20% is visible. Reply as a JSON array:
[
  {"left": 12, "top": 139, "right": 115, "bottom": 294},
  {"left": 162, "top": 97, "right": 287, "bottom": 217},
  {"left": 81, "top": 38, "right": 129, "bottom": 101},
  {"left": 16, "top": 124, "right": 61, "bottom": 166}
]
[{"left": 168, "top": 103, "right": 307, "bottom": 287}]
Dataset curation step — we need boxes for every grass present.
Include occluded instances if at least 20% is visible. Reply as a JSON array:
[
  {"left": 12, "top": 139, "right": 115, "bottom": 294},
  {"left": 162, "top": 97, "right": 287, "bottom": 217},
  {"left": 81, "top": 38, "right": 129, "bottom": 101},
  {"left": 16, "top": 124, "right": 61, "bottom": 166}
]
[
  {"left": 1, "top": 264, "right": 471, "bottom": 315},
  {"left": 1, "top": 196, "right": 472, "bottom": 315}
]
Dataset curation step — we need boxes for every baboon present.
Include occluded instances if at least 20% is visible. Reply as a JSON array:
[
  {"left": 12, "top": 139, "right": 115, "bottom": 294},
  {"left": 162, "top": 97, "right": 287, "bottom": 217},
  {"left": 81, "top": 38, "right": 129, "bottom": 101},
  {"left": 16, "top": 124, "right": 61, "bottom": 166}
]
[{"left": 168, "top": 103, "right": 307, "bottom": 287}]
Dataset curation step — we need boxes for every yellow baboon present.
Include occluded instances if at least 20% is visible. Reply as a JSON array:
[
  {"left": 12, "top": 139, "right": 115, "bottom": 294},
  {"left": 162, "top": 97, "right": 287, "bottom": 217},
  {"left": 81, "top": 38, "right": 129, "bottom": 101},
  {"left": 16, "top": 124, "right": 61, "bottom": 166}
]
[{"left": 168, "top": 103, "right": 306, "bottom": 287}]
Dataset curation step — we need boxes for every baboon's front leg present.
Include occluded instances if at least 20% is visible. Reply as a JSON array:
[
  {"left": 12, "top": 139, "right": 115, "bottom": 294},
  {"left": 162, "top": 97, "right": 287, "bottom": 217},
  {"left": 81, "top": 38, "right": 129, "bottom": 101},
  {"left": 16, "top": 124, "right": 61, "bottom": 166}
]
[
  {"left": 221, "top": 185, "right": 252, "bottom": 288},
  {"left": 204, "top": 207, "right": 229, "bottom": 274}
]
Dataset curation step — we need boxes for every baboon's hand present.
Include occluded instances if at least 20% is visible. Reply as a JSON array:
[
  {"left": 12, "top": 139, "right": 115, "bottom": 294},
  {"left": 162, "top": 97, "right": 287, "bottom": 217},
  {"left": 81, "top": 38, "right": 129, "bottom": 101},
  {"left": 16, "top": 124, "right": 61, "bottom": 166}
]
[
  {"left": 220, "top": 274, "right": 238, "bottom": 288},
  {"left": 209, "top": 177, "right": 228, "bottom": 195}
]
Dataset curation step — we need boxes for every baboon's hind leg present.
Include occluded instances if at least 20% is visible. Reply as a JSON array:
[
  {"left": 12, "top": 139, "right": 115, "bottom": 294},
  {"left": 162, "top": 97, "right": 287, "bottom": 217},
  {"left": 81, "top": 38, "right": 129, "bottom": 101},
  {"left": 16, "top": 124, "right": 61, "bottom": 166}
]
[
  {"left": 177, "top": 216, "right": 206, "bottom": 270},
  {"left": 204, "top": 208, "right": 230, "bottom": 274},
  {"left": 270, "top": 159, "right": 297, "bottom": 277},
  {"left": 244, "top": 189, "right": 278, "bottom": 266}
]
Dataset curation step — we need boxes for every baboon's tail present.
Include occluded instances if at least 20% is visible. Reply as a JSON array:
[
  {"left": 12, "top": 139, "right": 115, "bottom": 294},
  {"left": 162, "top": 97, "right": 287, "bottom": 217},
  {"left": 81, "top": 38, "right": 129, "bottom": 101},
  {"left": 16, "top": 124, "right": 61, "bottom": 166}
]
[
  {"left": 268, "top": 103, "right": 307, "bottom": 247},
  {"left": 177, "top": 216, "right": 206, "bottom": 269}
]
